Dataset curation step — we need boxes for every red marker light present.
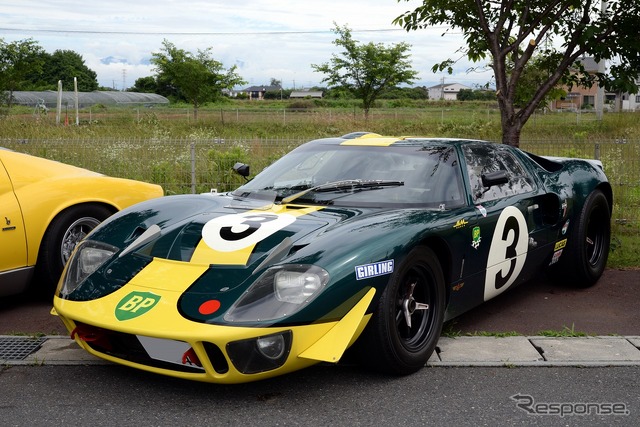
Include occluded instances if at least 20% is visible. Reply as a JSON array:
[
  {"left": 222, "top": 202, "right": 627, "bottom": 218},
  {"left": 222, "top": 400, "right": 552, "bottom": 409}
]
[{"left": 199, "top": 299, "right": 221, "bottom": 315}]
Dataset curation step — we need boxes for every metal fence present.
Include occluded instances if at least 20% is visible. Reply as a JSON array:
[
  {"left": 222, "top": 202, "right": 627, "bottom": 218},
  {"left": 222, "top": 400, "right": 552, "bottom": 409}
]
[{"left": 3, "top": 137, "right": 638, "bottom": 234}]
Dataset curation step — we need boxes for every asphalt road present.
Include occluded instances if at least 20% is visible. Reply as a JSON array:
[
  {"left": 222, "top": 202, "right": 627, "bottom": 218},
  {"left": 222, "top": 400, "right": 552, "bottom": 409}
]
[
  {"left": 1, "top": 268, "right": 638, "bottom": 336},
  {"left": 1, "top": 269, "right": 638, "bottom": 426},
  {"left": 0, "top": 364, "right": 638, "bottom": 426}
]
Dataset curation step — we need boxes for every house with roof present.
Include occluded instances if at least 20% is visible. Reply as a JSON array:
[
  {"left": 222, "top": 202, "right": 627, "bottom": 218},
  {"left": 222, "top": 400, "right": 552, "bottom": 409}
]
[
  {"left": 551, "top": 57, "right": 640, "bottom": 111},
  {"left": 427, "top": 83, "right": 472, "bottom": 100},
  {"left": 240, "top": 85, "right": 282, "bottom": 100}
]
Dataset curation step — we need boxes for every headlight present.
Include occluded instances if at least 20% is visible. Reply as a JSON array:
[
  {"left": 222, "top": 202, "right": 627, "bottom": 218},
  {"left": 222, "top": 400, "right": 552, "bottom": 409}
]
[
  {"left": 274, "top": 269, "right": 325, "bottom": 304},
  {"left": 224, "top": 265, "right": 329, "bottom": 323},
  {"left": 58, "top": 240, "right": 118, "bottom": 296}
]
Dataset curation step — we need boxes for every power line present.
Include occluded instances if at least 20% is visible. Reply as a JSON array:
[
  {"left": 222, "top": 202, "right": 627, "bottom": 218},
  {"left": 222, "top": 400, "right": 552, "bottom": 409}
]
[{"left": 0, "top": 27, "right": 417, "bottom": 36}]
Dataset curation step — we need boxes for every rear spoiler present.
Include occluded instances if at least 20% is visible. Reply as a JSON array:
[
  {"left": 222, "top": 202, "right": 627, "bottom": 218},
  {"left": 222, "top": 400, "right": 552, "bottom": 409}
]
[{"left": 542, "top": 156, "right": 604, "bottom": 171}]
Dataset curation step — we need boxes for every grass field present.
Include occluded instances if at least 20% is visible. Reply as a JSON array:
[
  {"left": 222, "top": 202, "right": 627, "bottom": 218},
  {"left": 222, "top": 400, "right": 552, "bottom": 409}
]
[{"left": 2, "top": 100, "right": 638, "bottom": 267}]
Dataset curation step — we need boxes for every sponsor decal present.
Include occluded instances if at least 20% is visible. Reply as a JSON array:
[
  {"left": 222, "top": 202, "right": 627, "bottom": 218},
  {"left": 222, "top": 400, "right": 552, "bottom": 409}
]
[
  {"left": 562, "top": 219, "right": 570, "bottom": 235},
  {"left": 355, "top": 260, "right": 394, "bottom": 280},
  {"left": 471, "top": 226, "right": 482, "bottom": 249},
  {"left": 561, "top": 201, "right": 568, "bottom": 218},
  {"left": 554, "top": 238, "right": 568, "bottom": 251},
  {"left": 452, "top": 282, "right": 464, "bottom": 291},
  {"left": 476, "top": 205, "right": 487, "bottom": 217},
  {"left": 549, "top": 249, "right": 563, "bottom": 266},
  {"left": 453, "top": 218, "right": 469, "bottom": 229},
  {"left": 115, "top": 291, "right": 161, "bottom": 321}
]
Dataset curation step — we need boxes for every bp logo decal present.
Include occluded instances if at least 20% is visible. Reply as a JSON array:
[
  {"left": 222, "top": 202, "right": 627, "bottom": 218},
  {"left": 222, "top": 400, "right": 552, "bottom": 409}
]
[{"left": 115, "top": 291, "right": 161, "bottom": 321}]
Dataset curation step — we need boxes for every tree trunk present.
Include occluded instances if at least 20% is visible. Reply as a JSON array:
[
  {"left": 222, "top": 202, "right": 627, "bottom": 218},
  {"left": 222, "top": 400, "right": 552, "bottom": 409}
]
[{"left": 501, "top": 117, "right": 522, "bottom": 147}]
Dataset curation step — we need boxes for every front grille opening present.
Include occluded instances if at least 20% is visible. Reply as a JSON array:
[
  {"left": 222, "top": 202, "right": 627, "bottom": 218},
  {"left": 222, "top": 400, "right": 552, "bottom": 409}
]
[
  {"left": 74, "top": 322, "right": 204, "bottom": 374},
  {"left": 203, "top": 341, "right": 229, "bottom": 374}
]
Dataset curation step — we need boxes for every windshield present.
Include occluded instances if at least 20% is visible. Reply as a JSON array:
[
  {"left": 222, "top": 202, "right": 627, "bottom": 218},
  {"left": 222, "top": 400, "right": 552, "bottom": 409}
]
[{"left": 233, "top": 143, "right": 465, "bottom": 208}]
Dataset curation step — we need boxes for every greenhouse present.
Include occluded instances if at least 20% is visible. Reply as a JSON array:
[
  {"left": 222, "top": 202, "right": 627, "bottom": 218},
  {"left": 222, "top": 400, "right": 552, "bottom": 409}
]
[{"left": 6, "top": 91, "right": 169, "bottom": 109}]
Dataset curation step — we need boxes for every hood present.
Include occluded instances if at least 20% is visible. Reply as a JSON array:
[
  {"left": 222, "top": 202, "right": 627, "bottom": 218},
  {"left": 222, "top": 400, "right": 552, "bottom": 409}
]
[
  {"left": 103, "top": 193, "right": 359, "bottom": 269},
  {"left": 68, "top": 193, "right": 372, "bottom": 319}
]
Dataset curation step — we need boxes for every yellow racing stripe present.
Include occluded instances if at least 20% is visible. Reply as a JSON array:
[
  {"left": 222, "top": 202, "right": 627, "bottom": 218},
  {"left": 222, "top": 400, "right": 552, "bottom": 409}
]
[{"left": 190, "top": 205, "right": 323, "bottom": 265}]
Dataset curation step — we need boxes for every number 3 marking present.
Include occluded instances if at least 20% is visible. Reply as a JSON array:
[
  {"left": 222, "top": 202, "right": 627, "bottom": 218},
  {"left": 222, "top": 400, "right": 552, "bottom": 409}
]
[
  {"left": 202, "top": 212, "right": 296, "bottom": 252},
  {"left": 484, "top": 206, "right": 528, "bottom": 301}
]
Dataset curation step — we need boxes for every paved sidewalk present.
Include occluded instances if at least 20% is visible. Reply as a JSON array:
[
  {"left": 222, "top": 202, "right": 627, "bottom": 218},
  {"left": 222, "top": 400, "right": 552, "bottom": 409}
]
[
  {"left": 428, "top": 336, "right": 640, "bottom": 367},
  {"left": 2, "top": 335, "right": 640, "bottom": 367}
]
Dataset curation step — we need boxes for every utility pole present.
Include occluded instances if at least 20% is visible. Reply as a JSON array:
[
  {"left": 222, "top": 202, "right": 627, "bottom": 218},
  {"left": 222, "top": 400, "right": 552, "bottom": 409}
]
[{"left": 595, "top": 1, "right": 607, "bottom": 120}]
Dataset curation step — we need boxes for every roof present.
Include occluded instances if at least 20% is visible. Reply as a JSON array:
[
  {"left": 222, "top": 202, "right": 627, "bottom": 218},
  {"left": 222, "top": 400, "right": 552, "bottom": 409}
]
[
  {"left": 290, "top": 91, "right": 323, "bottom": 98},
  {"left": 243, "top": 85, "right": 281, "bottom": 92},
  {"left": 427, "top": 83, "right": 472, "bottom": 90},
  {"left": 308, "top": 132, "right": 486, "bottom": 147},
  {"left": 7, "top": 91, "right": 169, "bottom": 108}
]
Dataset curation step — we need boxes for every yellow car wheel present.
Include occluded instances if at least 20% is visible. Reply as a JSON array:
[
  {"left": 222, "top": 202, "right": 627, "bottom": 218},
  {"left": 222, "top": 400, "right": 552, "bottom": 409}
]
[{"left": 35, "top": 204, "right": 114, "bottom": 297}]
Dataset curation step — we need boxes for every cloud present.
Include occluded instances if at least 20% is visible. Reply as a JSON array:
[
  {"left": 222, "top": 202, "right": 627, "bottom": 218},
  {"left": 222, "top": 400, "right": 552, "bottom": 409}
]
[{"left": 2, "top": 0, "right": 494, "bottom": 89}]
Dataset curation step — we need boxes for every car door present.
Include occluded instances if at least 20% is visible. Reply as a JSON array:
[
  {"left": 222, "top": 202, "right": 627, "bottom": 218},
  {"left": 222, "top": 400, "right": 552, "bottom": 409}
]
[
  {"left": 0, "top": 158, "right": 27, "bottom": 273},
  {"left": 461, "top": 143, "right": 550, "bottom": 302}
]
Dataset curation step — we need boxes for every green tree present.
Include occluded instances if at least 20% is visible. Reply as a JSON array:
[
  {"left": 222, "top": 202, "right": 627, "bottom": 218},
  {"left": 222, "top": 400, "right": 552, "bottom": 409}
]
[
  {"left": 34, "top": 49, "right": 98, "bottom": 91},
  {"left": 312, "top": 24, "right": 418, "bottom": 118},
  {"left": 151, "top": 40, "right": 245, "bottom": 119},
  {"left": 269, "top": 78, "right": 282, "bottom": 88},
  {"left": 395, "top": 0, "right": 640, "bottom": 147},
  {"left": 130, "top": 76, "right": 158, "bottom": 93},
  {"left": 0, "top": 38, "right": 45, "bottom": 107},
  {"left": 510, "top": 53, "right": 566, "bottom": 109}
]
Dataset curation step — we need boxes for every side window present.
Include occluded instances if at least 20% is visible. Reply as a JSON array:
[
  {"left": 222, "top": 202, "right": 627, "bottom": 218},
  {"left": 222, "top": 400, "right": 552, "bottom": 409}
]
[{"left": 464, "top": 144, "right": 535, "bottom": 204}]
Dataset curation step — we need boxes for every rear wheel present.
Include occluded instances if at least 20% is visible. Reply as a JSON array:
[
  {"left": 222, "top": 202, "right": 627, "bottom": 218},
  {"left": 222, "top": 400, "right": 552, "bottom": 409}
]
[
  {"left": 558, "top": 189, "right": 610, "bottom": 287},
  {"left": 357, "top": 247, "right": 445, "bottom": 375},
  {"left": 34, "top": 204, "right": 113, "bottom": 297}
]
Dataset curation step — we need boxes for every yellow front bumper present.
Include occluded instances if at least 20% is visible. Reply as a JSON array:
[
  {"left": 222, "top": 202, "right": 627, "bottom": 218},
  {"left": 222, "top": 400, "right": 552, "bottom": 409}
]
[{"left": 53, "top": 285, "right": 375, "bottom": 384}]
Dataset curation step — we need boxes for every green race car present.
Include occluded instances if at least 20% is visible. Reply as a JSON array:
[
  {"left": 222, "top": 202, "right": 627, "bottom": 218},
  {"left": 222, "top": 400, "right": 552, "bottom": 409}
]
[{"left": 53, "top": 132, "right": 611, "bottom": 383}]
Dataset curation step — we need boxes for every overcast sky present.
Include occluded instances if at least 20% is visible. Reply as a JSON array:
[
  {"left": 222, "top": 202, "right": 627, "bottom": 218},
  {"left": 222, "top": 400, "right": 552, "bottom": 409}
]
[{"left": 1, "top": 0, "right": 494, "bottom": 90}]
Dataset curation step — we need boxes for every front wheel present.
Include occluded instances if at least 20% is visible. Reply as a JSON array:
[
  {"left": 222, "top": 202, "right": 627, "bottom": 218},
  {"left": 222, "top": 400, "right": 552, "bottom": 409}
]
[{"left": 357, "top": 247, "right": 445, "bottom": 375}]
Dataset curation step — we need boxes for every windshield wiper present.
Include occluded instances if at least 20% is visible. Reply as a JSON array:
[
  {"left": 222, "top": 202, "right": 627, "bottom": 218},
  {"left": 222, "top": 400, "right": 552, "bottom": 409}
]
[{"left": 280, "top": 179, "right": 404, "bottom": 204}]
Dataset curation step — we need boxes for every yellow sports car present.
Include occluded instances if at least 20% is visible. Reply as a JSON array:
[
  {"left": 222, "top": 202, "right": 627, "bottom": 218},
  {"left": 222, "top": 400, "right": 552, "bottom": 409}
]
[{"left": 0, "top": 148, "right": 163, "bottom": 297}]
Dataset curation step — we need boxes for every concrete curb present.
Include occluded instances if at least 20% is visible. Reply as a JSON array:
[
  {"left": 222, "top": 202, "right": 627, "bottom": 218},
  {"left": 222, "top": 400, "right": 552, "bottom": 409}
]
[{"left": 2, "top": 335, "right": 640, "bottom": 367}]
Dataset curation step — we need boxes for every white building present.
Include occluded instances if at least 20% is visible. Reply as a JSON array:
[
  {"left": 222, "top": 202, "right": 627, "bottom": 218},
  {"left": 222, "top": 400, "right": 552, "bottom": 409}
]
[{"left": 427, "top": 83, "right": 472, "bottom": 100}]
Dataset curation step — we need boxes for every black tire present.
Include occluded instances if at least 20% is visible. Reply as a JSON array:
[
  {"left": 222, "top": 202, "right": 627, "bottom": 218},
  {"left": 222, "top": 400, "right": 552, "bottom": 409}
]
[
  {"left": 34, "top": 204, "right": 113, "bottom": 297},
  {"left": 561, "top": 189, "right": 611, "bottom": 287},
  {"left": 357, "top": 247, "right": 445, "bottom": 375}
]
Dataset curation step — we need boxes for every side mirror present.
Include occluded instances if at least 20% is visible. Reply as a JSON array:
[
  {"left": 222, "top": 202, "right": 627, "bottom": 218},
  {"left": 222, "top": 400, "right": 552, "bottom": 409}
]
[
  {"left": 481, "top": 170, "right": 509, "bottom": 188},
  {"left": 233, "top": 162, "right": 250, "bottom": 178}
]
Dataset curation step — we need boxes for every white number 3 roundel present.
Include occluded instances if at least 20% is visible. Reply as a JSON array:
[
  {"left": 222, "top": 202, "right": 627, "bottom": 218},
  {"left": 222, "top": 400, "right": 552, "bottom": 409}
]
[
  {"left": 484, "top": 206, "right": 528, "bottom": 301},
  {"left": 202, "top": 212, "right": 296, "bottom": 252}
]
